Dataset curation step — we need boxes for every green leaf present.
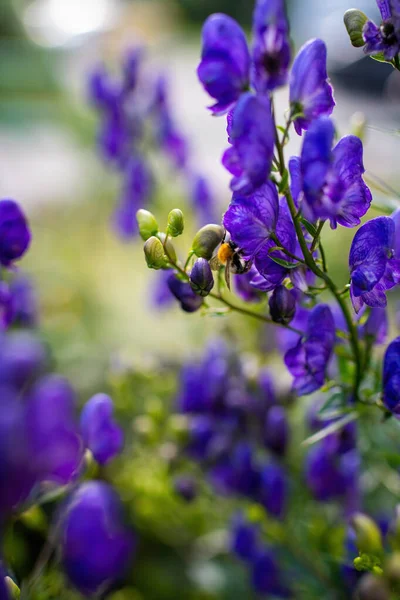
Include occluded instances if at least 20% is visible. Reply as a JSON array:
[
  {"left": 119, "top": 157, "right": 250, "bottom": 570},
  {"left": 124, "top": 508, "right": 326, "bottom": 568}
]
[
  {"left": 299, "top": 216, "right": 318, "bottom": 237},
  {"left": 343, "top": 9, "right": 368, "bottom": 48},
  {"left": 370, "top": 52, "right": 387, "bottom": 63},
  {"left": 269, "top": 256, "right": 299, "bottom": 269},
  {"left": 302, "top": 412, "right": 358, "bottom": 446}
]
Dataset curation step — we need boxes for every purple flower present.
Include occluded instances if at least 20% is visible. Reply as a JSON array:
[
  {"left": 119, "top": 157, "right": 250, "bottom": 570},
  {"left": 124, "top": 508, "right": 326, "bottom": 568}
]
[
  {"left": 122, "top": 47, "right": 143, "bottom": 93},
  {"left": 284, "top": 304, "right": 335, "bottom": 395},
  {"left": 222, "top": 93, "right": 274, "bottom": 194},
  {"left": 190, "top": 258, "right": 215, "bottom": 297},
  {"left": 81, "top": 394, "right": 124, "bottom": 465},
  {"left": 8, "top": 275, "right": 38, "bottom": 328},
  {"left": 0, "top": 331, "right": 46, "bottom": 389},
  {"left": 264, "top": 405, "right": 289, "bottom": 456},
  {"left": 349, "top": 216, "right": 400, "bottom": 313},
  {"left": 167, "top": 275, "right": 204, "bottom": 313},
  {"left": 210, "top": 442, "right": 261, "bottom": 498},
  {"left": 383, "top": 336, "right": 400, "bottom": 412},
  {"left": 251, "top": 549, "right": 291, "bottom": 597},
  {"left": 359, "top": 307, "right": 388, "bottom": 344},
  {"left": 300, "top": 117, "right": 371, "bottom": 228},
  {"left": 88, "top": 65, "right": 120, "bottom": 113},
  {"left": 61, "top": 482, "right": 135, "bottom": 597},
  {"left": 189, "top": 175, "right": 219, "bottom": 226},
  {"left": 363, "top": 1, "right": 400, "bottom": 60},
  {"left": 306, "top": 442, "right": 359, "bottom": 503},
  {"left": 233, "top": 265, "right": 264, "bottom": 302},
  {"left": 268, "top": 285, "right": 296, "bottom": 325},
  {"left": 197, "top": 14, "right": 250, "bottom": 115},
  {"left": 258, "top": 462, "right": 287, "bottom": 519},
  {"left": 97, "top": 111, "right": 131, "bottom": 165},
  {"left": 223, "top": 181, "right": 279, "bottom": 258},
  {"left": 251, "top": 0, "right": 291, "bottom": 92},
  {"left": 0, "top": 283, "right": 12, "bottom": 330},
  {"left": 230, "top": 513, "right": 259, "bottom": 562},
  {"left": 150, "top": 270, "right": 175, "bottom": 310},
  {"left": 289, "top": 39, "right": 335, "bottom": 135},
  {"left": 113, "top": 156, "right": 153, "bottom": 240},
  {"left": 0, "top": 200, "right": 31, "bottom": 267}
]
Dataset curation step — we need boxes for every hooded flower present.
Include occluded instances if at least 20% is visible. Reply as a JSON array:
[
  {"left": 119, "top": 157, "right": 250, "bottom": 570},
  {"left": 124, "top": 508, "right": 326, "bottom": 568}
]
[
  {"left": 167, "top": 275, "right": 204, "bottom": 313},
  {"left": 349, "top": 216, "right": 400, "bottom": 313},
  {"left": 222, "top": 93, "right": 274, "bottom": 194},
  {"left": 0, "top": 200, "right": 31, "bottom": 267},
  {"left": 359, "top": 307, "right": 388, "bottom": 344},
  {"left": 284, "top": 304, "right": 335, "bottom": 395},
  {"left": 289, "top": 39, "right": 335, "bottom": 135},
  {"left": 251, "top": 0, "right": 291, "bottom": 92},
  {"left": 382, "top": 336, "right": 400, "bottom": 412},
  {"left": 231, "top": 513, "right": 260, "bottom": 562},
  {"left": 258, "top": 462, "right": 287, "bottom": 519},
  {"left": 300, "top": 117, "right": 371, "bottom": 228},
  {"left": 363, "top": 0, "right": 400, "bottom": 60},
  {"left": 81, "top": 394, "right": 124, "bottom": 465},
  {"left": 197, "top": 13, "right": 250, "bottom": 115},
  {"left": 251, "top": 549, "right": 291, "bottom": 597}
]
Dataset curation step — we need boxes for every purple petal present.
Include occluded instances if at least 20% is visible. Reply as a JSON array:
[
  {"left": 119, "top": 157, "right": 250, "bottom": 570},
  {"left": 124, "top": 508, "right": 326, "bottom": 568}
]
[{"left": 81, "top": 394, "right": 124, "bottom": 465}]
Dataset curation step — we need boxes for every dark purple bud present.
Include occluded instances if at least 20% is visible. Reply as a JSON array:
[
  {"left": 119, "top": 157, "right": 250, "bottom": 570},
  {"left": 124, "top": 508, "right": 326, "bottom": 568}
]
[
  {"left": 190, "top": 258, "right": 214, "bottom": 297},
  {"left": 173, "top": 475, "right": 197, "bottom": 502},
  {"left": 258, "top": 462, "right": 287, "bottom": 519},
  {"left": 251, "top": 549, "right": 291, "bottom": 597},
  {"left": 264, "top": 405, "right": 289, "bottom": 456},
  {"left": 230, "top": 513, "right": 259, "bottom": 562},
  {"left": 268, "top": 286, "right": 296, "bottom": 325},
  {"left": 167, "top": 275, "right": 203, "bottom": 313},
  {"left": 0, "top": 200, "right": 31, "bottom": 267},
  {"left": 61, "top": 482, "right": 135, "bottom": 597},
  {"left": 197, "top": 13, "right": 250, "bottom": 115},
  {"left": 383, "top": 337, "right": 400, "bottom": 412},
  {"left": 81, "top": 394, "right": 123, "bottom": 465}
]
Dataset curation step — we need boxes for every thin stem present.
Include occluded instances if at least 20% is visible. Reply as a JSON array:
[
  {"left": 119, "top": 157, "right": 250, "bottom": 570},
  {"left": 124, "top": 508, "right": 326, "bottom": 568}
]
[
  {"left": 184, "top": 252, "right": 194, "bottom": 272},
  {"left": 270, "top": 233, "right": 305, "bottom": 264},
  {"left": 310, "top": 220, "right": 325, "bottom": 252}
]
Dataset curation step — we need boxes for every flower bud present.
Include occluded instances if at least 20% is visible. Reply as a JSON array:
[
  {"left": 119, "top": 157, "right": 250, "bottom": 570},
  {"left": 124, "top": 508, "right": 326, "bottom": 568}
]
[
  {"left": 167, "top": 275, "right": 203, "bottom": 313},
  {"left": 143, "top": 236, "right": 167, "bottom": 269},
  {"left": 157, "top": 232, "right": 177, "bottom": 264},
  {"left": 191, "top": 224, "right": 224, "bottom": 260},
  {"left": 343, "top": 9, "right": 368, "bottom": 48},
  {"left": 80, "top": 393, "right": 123, "bottom": 465},
  {"left": 268, "top": 286, "right": 296, "bottom": 325},
  {"left": 167, "top": 209, "right": 184, "bottom": 237},
  {"left": 354, "top": 574, "right": 390, "bottom": 600},
  {"left": 136, "top": 209, "right": 158, "bottom": 241},
  {"left": 351, "top": 513, "right": 383, "bottom": 556},
  {"left": 190, "top": 258, "right": 214, "bottom": 297}
]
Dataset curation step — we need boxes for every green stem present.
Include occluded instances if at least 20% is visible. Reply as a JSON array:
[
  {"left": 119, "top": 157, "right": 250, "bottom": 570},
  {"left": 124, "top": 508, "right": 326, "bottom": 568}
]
[{"left": 310, "top": 220, "right": 325, "bottom": 252}]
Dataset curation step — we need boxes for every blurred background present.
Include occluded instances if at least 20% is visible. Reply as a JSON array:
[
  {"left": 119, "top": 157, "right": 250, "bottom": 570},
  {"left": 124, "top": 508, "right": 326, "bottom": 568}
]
[{"left": 2, "top": 0, "right": 400, "bottom": 598}]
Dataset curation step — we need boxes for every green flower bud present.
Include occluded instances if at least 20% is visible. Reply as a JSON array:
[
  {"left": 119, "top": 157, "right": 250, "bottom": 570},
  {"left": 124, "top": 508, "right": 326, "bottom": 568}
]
[
  {"left": 351, "top": 513, "right": 383, "bottom": 556},
  {"left": 167, "top": 209, "right": 184, "bottom": 237},
  {"left": 136, "top": 209, "right": 159, "bottom": 241},
  {"left": 157, "top": 232, "right": 177, "bottom": 264},
  {"left": 144, "top": 236, "right": 167, "bottom": 270},
  {"left": 192, "top": 224, "right": 224, "bottom": 260},
  {"left": 343, "top": 9, "right": 368, "bottom": 48}
]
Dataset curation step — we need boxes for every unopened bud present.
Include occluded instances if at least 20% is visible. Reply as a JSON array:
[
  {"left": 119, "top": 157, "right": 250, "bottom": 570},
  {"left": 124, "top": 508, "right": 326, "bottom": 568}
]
[
  {"left": 268, "top": 285, "right": 296, "bottom": 325},
  {"left": 144, "top": 236, "right": 167, "bottom": 269},
  {"left": 354, "top": 574, "right": 390, "bottom": 600},
  {"left": 192, "top": 224, "right": 224, "bottom": 260},
  {"left": 136, "top": 209, "right": 159, "bottom": 241},
  {"left": 190, "top": 258, "right": 214, "bottom": 297},
  {"left": 343, "top": 9, "right": 368, "bottom": 48},
  {"left": 167, "top": 209, "right": 184, "bottom": 237},
  {"left": 167, "top": 275, "right": 203, "bottom": 313},
  {"left": 158, "top": 232, "right": 177, "bottom": 264},
  {"left": 351, "top": 513, "right": 383, "bottom": 556}
]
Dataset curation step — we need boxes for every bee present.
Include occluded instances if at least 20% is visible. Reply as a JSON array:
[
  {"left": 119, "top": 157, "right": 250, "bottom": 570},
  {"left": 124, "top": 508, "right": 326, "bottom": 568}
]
[{"left": 210, "top": 235, "right": 253, "bottom": 290}]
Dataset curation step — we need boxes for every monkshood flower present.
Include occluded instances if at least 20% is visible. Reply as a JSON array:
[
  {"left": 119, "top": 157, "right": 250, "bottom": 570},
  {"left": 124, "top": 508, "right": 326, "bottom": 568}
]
[
  {"left": 197, "top": 13, "right": 250, "bottom": 115},
  {"left": 299, "top": 117, "right": 371, "bottom": 228},
  {"left": 190, "top": 258, "right": 215, "bottom": 297},
  {"left": 382, "top": 336, "right": 400, "bottom": 412},
  {"left": 231, "top": 513, "right": 259, "bottom": 562},
  {"left": 251, "top": 0, "right": 291, "bottom": 92},
  {"left": 0, "top": 283, "right": 11, "bottom": 329},
  {"left": 284, "top": 304, "right": 335, "bottom": 395},
  {"left": 0, "top": 200, "right": 31, "bottom": 267},
  {"left": 0, "top": 331, "right": 46, "bottom": 389},
  {"left": 167, "top": 275, "right": 204, "bottom": 313},
  {"left": 264, "top": 405, "right": 289, "bottom": 456},
  {"left": 289, "top": 39, "right": 335, "bottom": 135},
  {"left": 251, "top": 549, "right": 291, "bottom": 597},
  {"left": 189, "top": 175, "right": 219, "bottom": 226},
  {"left": 113, "top": 156, "right": 153, "bottom": 240},
  {"left": 359, "top": 307, "right": 388, "bottom": 344},
  {"left": 259, "top": 462, "right": 287, "bottom": 519},
  {"left": 0, "top": 276, "right": 38, "bottom": 330},
  {"left": 233, "top": 265, "right": 264, "bottom": 302},
  {"left": 349, "top": 216, "right": 400, "bottom": 313},
  {"left": 222, "top": 93, "right": 274, "bottom": 194},
  {"left": 268, "top": 285, "right": 296, "bottom": 325},
  {"left": 81, "top": 394, "right": 124, "bottom": 465},
  {"left": 88, "top": 64, "right": 120, "bottom": 113},
  {"left": 363, "top": 0, "right": 400, "bottom": 60},
  {"left": 60, "top": 482, "right": 135, "bottom": 597}
]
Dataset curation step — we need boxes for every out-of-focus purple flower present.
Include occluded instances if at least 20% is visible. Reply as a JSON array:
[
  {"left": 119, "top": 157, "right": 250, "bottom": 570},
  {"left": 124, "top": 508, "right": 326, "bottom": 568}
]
[
  {"left": 8, "top": 275, "right": 38, "bottom": 328},
  {"left": 363, "top": 1, "right": 400, "bottom": 60},
  {"left": 300, "top": 117, "right": 371, "bottom": 228},
  {"left": 190, "top": 258, "right": 215, "bottom": 297},
  {"left": 186, "top": 416, "right": 215, "bottom": 460},
  {"left": 233, "top": 264, "right": 264, "bottom": 302},
  {"left": 231, "top": 513, "right": 259, "bottom": 562},
  {"left": 61, "top": 481, "right": 135, "bottom": 597},
  {"left": 150, "top": 270, "right": 175, "bottom": 310},
  {"left": 259, "top": 462, "right": 287, "bottom": 519},
  {"left": 258, "top": 368, "right": 277, "bottom": 408},
  {"left": 383, "top": 336, "right": 400, "bottom": 412},
  {"left": 0, "top": 283, "right": 12, "bottom": 330},
  {"left": 97, "top": 112, "right": 131, "bottom": 165},
  {"left": 26, "top": 375, "right": 83, "bottom": 485},
  {"left": 223, "top": 182, "right": 279, "bottom": 259},
  {"left": 289, "top": 39, "right": 335, "bottom": 135},
  {"left": 251, "top": 0, "right": 291, "bottom": 92},
  {"left": 167, "top": 275, "right": 204, "bottom": 313},
  {"left": 88, "top": 65, "right": 120, "bottom": 113},
  {"left": 359, "top": 307, "right": 388, "bottom": 344},
  {"left": 284, "top": 304, "right": 335, "bottom": 395},
  {"left": 276, "top": 304, "right": 310, "bottom": 354},
  {"left": 349, "top": 216, "right": 400, "bottom": 313},
  {"left": 210, "top": 442, "right": 261, "bottom": 498},
  {"left": 0, "top": 200, "right": 31, "bottom": 267},
  {"left": 81, "top": 394, "right": 123, "bottom": 466},
  {"left": 173, "top": 475, "right": 197, "bottom": 502},
  {"left": 0, "top": 331, "right": 46, "bottom": 389},
  {"left": 264, "top": 405, "right": 289, "bottom": 456},
  {"left": 222, "top": 93, "right": 274, "bottom": 194},
  {"left": 251, "top": 549, "right": 291, "bottom": 597},
  {"left": 190, "top": 175, "right": 219, "bottom": 225},
  {"left": 269, "top": 286, "right": 296, "bottom": 325},
  {"left": 122, "top": 47, "right": 143, "bottom": 93},
  {"left": 197, "top": 13, "right": 250, "bottom": 115},
  {"left": 113, "top": 156, "right": 153, "bottom": 240}
]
